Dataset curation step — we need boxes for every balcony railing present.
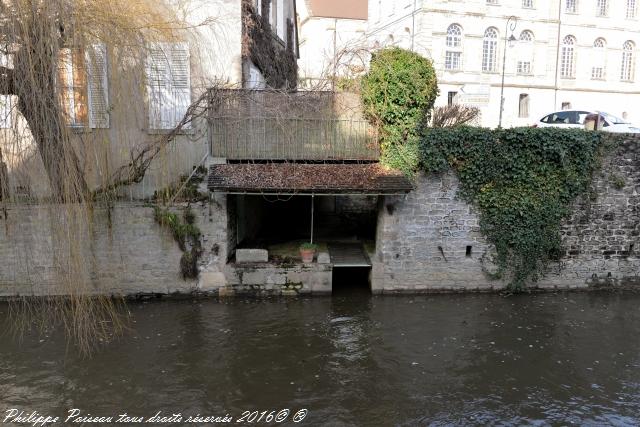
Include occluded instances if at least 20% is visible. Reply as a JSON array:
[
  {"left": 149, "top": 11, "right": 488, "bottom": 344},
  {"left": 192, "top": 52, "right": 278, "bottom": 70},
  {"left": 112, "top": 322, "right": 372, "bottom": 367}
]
[{"left": 208, "top": 90, "right": 379, "bottom": 161}]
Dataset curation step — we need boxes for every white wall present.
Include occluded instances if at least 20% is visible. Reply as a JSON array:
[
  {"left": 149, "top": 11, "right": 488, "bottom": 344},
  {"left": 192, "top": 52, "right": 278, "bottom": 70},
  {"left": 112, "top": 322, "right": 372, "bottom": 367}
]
[{"left": 362, "top": 0, "right": 640, "bottom": 127}]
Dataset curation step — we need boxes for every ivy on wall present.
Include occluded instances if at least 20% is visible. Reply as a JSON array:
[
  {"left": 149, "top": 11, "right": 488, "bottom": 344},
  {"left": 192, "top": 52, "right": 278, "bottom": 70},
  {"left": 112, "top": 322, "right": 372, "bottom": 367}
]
[
  {"left": 420, "top": 127, "right": 617, "bottom": 291},
  {"left": 242, "top": 0, "right": 297, "bottom": 90}
]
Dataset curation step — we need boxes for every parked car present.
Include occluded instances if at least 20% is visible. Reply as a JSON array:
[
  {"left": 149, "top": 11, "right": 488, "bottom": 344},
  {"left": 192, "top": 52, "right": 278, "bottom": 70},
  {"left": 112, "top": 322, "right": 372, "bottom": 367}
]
[{"left": 534, "top": 110, "right": 640, "bottom": 133}]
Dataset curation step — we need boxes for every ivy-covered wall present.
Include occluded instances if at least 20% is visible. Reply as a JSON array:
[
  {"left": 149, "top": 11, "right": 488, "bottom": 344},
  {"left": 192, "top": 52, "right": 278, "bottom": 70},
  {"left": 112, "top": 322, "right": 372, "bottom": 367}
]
[
  {"left": 372, "top": 133, "right": 640, "bottom": 293},
  {"left": 241, "top": 0, "right": 297, "bottom": 90}
]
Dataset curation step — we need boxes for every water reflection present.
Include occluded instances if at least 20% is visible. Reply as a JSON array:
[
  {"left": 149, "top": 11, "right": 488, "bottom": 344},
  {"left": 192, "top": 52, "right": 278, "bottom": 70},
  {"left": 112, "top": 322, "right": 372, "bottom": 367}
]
[{"left": 1, "top": 292, "right": 640, "bottom": 426}]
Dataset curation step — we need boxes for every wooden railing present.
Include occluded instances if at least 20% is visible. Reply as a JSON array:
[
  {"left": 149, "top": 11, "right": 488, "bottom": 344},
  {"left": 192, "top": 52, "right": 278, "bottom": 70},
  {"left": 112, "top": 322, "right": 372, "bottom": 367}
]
[{"left": 208, "top": 90, "right": 379, "bottom": 161}]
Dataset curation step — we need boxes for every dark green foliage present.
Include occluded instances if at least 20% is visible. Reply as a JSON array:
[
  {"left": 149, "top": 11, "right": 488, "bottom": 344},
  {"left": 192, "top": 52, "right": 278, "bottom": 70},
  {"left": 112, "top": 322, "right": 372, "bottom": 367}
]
[
  {"left": 361, "top": 47, "right": 438, "bottom": 174},
  {"left": 153, "top": 166, "right": 208, "bottom": 203},
  {"left": 420, "top": 127, "right": 615, "bottom": 292},
  {"left": 154, "top": 206, "right": 202, "bottom": 279}
]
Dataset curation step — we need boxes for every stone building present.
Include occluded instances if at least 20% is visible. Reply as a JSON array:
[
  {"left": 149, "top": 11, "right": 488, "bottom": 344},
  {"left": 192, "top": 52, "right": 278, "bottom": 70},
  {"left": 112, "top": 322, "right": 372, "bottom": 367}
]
[
  {"left": 0, "top": 0, "right": 298, "bottom": 200},
  {"left": 298, "top": 0, "right": 640, "bottom": 128}
]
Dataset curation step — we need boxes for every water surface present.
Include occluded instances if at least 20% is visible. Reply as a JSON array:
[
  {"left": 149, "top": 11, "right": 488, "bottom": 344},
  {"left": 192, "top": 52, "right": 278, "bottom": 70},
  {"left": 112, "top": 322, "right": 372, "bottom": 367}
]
[{"left": 1, "top": 291, "right": 640, "bottom": 426}]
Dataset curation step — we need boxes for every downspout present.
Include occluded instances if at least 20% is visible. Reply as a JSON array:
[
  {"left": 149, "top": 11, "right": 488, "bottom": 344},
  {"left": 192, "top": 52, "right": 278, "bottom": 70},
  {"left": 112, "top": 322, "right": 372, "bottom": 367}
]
[
  {"left": 553, "top": 0, "right": 562, "bottom": 111},
  {"left": 411, "top": 0, "right": 417, "bottom": 51}
]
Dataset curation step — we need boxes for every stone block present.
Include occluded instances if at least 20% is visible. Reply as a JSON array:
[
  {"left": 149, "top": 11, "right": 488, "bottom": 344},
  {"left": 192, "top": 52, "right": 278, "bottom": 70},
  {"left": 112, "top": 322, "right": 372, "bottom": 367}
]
[
  {"left": 242, "top": 271, "right": 267, "bottom": 285},
  {"left": 236, "top": 249, "right": 268, "bottom": 263},
  {"left": 199, "top": 271, "right": 226, "bottom": 291},
  {"left": 317, "top": 252, "right": 331, "bottom": 264}
]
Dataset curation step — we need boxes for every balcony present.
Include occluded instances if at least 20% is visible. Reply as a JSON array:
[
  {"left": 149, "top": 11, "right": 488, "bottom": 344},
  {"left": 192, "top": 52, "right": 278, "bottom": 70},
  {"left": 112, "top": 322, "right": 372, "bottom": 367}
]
[{"left": 208, "top": 90, "right": 379, "bottom": 161}]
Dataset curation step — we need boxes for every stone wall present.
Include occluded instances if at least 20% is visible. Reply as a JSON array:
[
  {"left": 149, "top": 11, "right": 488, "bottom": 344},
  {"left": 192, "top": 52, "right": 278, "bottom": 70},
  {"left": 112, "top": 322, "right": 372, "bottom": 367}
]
[
  {"left": 223, "top": 262, "right": 332, "bottom": 295},
  {"left": 373, "top": 135, "right": 640, "bottom": 293},
  {"left": 0, "top": 199, "right": 228, "bottom": 297}
]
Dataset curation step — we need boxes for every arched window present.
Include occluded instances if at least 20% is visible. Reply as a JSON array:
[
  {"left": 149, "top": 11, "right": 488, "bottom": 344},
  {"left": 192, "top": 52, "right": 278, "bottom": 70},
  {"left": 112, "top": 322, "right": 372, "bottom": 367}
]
[
  {"left": 565, "top": 0, "right": 577, "bottom": 13},
  {"left": 591, "top": 38, "right": 606, "bottom": 79},
  {"left": 627, "top": 0, "right": 637, "bottom": 18},
  {"left": 445, "top": 24, "right": 463, "bottom": 70},
  {"left": 560, "top": 35, "right": 576, "bottom": 78},
  {"left": 517, "top": 31, "right": 534, "bottom": 74},
  {"left": 621, "top": 41, "right": 635, "bottom": 81},
  {"left": 482, "top": 27, "right": 499, "bottom": 72},
  {"left": 596, "top": 0, "right": 608, "bottom": 16}
]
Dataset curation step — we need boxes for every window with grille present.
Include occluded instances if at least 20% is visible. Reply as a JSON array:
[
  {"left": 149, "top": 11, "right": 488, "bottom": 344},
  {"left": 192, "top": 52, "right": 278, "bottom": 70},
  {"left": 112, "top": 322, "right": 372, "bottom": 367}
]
[
  {"left": 482, "top": 27, "right": 498, "bottom": 72},
  {"left": 627, "top": 0, "right": 637, "bottom": 17},
  {"left": 596, "top": 0, "right": 608, "bottom": 16},
  {"left": 591, "top": 38, "right": 606, "bottom": 79},
  {"left": 448, "top": 91, "right": 458, "bottom": 106},
  {"left": 519, "top": 94, "right": 530, "bottom": 118},
  {"left": 560, "top": 35, "right": 576, "bottom": 78},
  {"left": 565, "top": 0, "right": 577, "bottom": 12},
  {"left": 621, "top": 41, "right": 635, "bottom": 81},
  {"left": 522, "top": 0, "right": 534, "bottom": 8},
  {"left": 445, "top": 24, "right": 463, "bottom": 70}
]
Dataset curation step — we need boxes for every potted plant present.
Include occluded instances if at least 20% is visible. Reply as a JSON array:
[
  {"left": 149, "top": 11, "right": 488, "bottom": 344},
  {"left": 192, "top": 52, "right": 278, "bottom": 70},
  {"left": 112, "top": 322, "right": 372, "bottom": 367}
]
[{"left": 299, "top": 242, "right": 318, "bottom": 263}]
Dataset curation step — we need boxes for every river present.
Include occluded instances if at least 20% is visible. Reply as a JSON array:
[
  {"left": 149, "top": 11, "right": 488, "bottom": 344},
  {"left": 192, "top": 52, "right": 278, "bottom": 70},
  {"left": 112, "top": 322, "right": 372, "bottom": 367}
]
[{"left": 1, "top": 291, "right": 640, "bottom": 426}]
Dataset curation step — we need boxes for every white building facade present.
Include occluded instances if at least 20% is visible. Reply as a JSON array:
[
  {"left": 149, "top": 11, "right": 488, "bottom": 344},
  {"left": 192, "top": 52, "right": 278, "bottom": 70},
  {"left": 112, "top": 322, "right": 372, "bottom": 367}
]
[{"left": 363, "top": 0, "right": 640, "bottom": 127}]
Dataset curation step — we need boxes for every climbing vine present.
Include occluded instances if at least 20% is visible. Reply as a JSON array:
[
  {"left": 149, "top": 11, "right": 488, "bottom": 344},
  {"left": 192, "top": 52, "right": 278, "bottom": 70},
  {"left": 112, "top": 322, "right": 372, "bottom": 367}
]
[
  {"left": 154, "top": 206, "right": 202, "bottom": 279},
  {"left": 420, "top": 126, "right": 618, "bottom": 291}
]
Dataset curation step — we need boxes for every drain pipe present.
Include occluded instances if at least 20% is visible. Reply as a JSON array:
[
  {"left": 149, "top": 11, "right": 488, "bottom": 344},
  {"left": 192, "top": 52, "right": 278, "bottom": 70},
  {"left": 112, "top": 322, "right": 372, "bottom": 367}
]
[{"left": 310, "top": 194, "right": 315, "bottom": 244}]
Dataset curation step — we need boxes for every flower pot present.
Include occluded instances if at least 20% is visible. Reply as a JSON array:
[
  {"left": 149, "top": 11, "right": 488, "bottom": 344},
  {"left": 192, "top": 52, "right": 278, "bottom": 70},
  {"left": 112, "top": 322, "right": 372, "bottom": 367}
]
[{"left": 300, "top": 248, "right": 315, "bottom": 263}]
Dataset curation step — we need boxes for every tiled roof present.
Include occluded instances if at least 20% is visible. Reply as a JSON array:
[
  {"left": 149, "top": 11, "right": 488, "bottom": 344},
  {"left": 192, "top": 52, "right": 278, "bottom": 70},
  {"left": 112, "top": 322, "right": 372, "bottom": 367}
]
[{"left": 208, "top": 163, "right": 413, "bottom": 194}]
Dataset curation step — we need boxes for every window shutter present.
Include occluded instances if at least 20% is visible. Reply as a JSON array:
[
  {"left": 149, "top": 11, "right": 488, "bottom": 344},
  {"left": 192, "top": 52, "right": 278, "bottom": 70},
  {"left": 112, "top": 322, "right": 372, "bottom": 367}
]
[
  {"left": 147, "top": 43, "right": 170, "bottom": 129},
  {"left": 87, "top": 44, "right": 109, "bottom": 129},
  {"left": 169, "top": 42, "right": 191, "bottom": 128},
  {"left": 147, "top": 42, "right": 190, "bottom": 130},
  {"left": 0, "top": 95, "right": 12, "bottom": 129}
]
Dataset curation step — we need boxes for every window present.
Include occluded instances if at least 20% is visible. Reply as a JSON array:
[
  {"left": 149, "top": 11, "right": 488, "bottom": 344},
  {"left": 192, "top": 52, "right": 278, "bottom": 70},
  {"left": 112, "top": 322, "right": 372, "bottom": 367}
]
[
  {"left": 591, "top": 38, "right": 606, "bottom": 79},
  {"left": 522, "top": 0, "right": 534, "bottom": 7},
  {"left": 627, "top": 0, "right": 637, "bottom": 18},
  {"left": 445, "top": 24, "right": 463, "bottom": 71},
  {"left": 596, "top": 0, "right": 608, "bottom": 16},
  {"left": 482, "top": 27, "right": 498, "bottom": 72},
  {"left": 448, "top": 91, "right": 458, "bottom": 106},
  {"left": 518, "top": 94, "right": 530, "bottom": 118},
  {"left": 561, "top": 102, "right": 572, "bottom": 110},
  {"left": 560, "top": 35, "right": 576, "bottom": 78},
  {"left": 58, "top": 44, "right": 109, "bottom": 128},
  {"left": 517, "top": 30, "right": 534, "bottom": 75},
  {"left": 147, "top": 42, "right": 191, "bottom": 130},
  {"left": 486, "top": 0, "right": 498, "bottom": 4},
  {"left": 621, "top": 41, "right": 635, "bottom": 81},
  {"left": 565, "top": 0, "right": 577, "bottom": 12}
]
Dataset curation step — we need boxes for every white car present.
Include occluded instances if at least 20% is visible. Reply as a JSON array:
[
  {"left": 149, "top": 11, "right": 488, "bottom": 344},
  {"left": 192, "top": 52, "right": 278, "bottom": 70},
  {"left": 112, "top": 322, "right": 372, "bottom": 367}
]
[{"left": 535, "top": 110, "right": 640, "bottom": 133}]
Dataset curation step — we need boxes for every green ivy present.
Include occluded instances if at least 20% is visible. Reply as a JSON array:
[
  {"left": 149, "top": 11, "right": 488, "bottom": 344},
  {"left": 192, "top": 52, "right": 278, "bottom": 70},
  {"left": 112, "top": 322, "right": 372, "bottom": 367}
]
[
  {"left": 154, "top": 206, "right": 202, "bottom": 279},
  {"left": 420, "top": 127, "right": 616, "bottom": 292}
]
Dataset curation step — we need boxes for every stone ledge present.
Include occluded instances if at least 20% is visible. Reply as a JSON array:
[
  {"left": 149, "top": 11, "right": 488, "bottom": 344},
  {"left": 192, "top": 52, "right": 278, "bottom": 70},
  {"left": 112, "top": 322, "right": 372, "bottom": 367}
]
[{"left": 236, "top": 249, "right": 269, "bottom": 263}]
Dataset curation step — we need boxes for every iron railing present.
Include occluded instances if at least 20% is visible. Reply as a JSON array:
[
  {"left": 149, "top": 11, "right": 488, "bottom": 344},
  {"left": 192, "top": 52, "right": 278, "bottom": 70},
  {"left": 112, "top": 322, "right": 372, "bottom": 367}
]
[{"left": 208, "top": 90, "right": 379, "bottom": 161}]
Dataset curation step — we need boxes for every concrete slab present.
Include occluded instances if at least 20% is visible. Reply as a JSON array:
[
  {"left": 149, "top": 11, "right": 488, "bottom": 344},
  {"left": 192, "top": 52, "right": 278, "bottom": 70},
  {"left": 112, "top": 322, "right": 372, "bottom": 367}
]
[{"left": 236, "top": 249, "right": 268, "bottom": 263}]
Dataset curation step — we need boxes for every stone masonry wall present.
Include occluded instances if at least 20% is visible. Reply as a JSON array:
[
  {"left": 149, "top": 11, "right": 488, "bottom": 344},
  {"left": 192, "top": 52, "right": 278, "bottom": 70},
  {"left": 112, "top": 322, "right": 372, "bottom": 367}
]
[
  {"left": 373, "top": 135, "right": 640, "bottom": 293},
  {"left": 0, "top": 199, "right": 228, "bottom": 297}
]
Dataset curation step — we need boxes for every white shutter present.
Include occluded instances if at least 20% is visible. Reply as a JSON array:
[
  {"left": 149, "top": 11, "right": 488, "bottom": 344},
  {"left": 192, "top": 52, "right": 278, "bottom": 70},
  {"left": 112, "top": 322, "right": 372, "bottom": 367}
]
[
  {"left": 0, "top": 95, "right": 12, "bottom": 129},
  {"left": 277, "top": 0, "right": 285, "bottom": 41},
  {"left": 87, "top": 44, "right": 109, "bottom": 129},
  {"left": 147, "top": 43, "right": 170, "bottom": 129},
  {"left": 147, "top": 42, "right": 190, "bottom": 130},
  {"left": 169, "top": 42, "right": 191, "bottom": 129}
]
